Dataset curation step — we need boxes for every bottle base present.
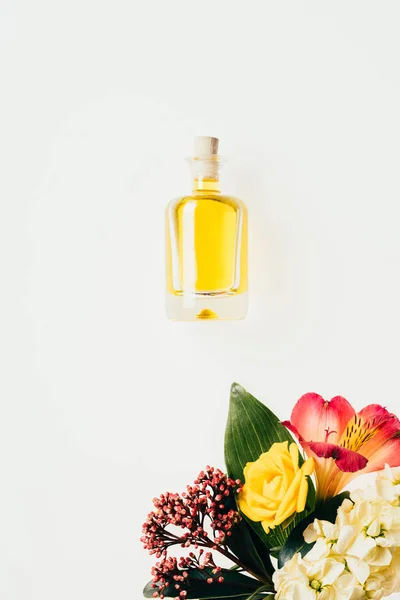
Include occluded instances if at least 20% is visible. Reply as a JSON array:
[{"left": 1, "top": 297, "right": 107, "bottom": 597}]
[{"left": 166, "top": 292, "right": 248, "bottom": 321}]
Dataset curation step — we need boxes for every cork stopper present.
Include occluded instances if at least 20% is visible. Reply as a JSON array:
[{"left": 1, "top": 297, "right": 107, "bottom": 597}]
[{"left": 194, "top": 136, "right": 219, "bottom": 158}]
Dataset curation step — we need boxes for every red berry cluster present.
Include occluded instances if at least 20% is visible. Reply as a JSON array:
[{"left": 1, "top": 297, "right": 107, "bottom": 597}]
[
  {"left": 141, "top": 467, "right": 242, "bottom": 600},
  {"left": 150, "top": 551, "right": 223, "bottom": 599}
]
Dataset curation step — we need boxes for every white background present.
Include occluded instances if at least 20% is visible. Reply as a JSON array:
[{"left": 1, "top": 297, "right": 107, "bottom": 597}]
[{"left": 2, "top": 1, "right": 400, "bottom": 598}]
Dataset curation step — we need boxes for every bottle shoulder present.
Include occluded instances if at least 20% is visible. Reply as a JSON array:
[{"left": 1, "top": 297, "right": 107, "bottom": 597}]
[{"left": 166, "top": 193, "right": 247, "bottom": 213}]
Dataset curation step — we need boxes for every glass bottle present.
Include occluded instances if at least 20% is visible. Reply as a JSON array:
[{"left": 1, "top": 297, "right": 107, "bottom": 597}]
[{"left": 165, "top": 137, "right": 248, "bottom": 320}]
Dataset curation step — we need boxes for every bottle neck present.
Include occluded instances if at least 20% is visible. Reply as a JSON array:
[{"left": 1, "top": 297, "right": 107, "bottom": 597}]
[
  {"left": 187, "top": 157, "right": 222, "bottom": 194},
  {"left": 193, "top": 176, "right": 220, "bottom": 193}
]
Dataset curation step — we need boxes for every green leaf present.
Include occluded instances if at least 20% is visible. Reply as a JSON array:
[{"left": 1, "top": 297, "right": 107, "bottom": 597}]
[
  {"left": 143, "top": 568, "right": 263, "bottom": 600},
  {"left": 278, "top": 491, "right": 351, "bottom": 568},
  {"left": 225, "top": 383, "right": 295, "bottom": 480},
  {"left": 245, "top": 586, "right": 275, "bottom": 600},
  {"left": 227, "top": 515, "right": 274, "bottom": 579},
  {"left": 224, "top": 383, "right": 315, "bottom": 549},
  {"left": 305, "top": 473, "right": 316, "bottom": 512},
  {"left": 195, "top": 594, "right": 274, "bottom": 600}
]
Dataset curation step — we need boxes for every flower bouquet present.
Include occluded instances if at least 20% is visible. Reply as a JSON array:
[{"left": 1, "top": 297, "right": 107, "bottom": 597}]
[{"left": 141, "top": 384, "right": 400, "bottom": 599}]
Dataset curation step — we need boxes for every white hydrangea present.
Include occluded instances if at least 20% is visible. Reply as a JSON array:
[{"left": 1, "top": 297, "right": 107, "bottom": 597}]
[{"left": 273, "top": 467, "right": 400, "bottom": 599}]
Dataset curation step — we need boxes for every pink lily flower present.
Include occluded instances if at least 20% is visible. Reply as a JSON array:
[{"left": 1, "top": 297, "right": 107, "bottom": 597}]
[{"left": 282, "top": 393, "right": 400, "bottom": 502}]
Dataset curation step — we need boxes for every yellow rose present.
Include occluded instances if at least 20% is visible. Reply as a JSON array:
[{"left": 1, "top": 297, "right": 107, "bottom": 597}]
[{"left": 238, "top": 441, "right": 314, "bottom": 534}]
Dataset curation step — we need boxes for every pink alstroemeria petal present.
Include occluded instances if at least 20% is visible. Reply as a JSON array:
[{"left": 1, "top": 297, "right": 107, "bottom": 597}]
[
  {"left": 308, "top": 442, "right": 368, "bottom": 473},
  {"left": 339, "top": 404, "right": 400, "bottom": 466},
  {"left": 358, "top": 404, "right": 400, "bottom": 440},
  {"left": 360, "top": 435, "right": 400, "bottom": 473},
  {"left": 281, "top": 420, "right": 305, "bottom": 442},
  {"left": 290, "top": 393, "right": 355, "bottom": 445},
  {"left": 362, "top": 434, "right": 400, "bottom": 473},
  {"left": 290, "top": 393, "right": 326, "bottom": 443}
]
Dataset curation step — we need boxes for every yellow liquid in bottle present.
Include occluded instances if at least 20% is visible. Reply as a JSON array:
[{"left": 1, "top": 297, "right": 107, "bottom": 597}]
[
  {"left": 166, "top": 184, "right": 247, "bottom": 292},
  {"left": 166, "top": 177, "right": 248, "bottom": 320}
]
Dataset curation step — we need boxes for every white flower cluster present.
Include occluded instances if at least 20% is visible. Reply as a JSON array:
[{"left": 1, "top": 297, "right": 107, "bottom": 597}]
[{"left": 273, "top": 466, "right": 400, "bottom": 599}]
